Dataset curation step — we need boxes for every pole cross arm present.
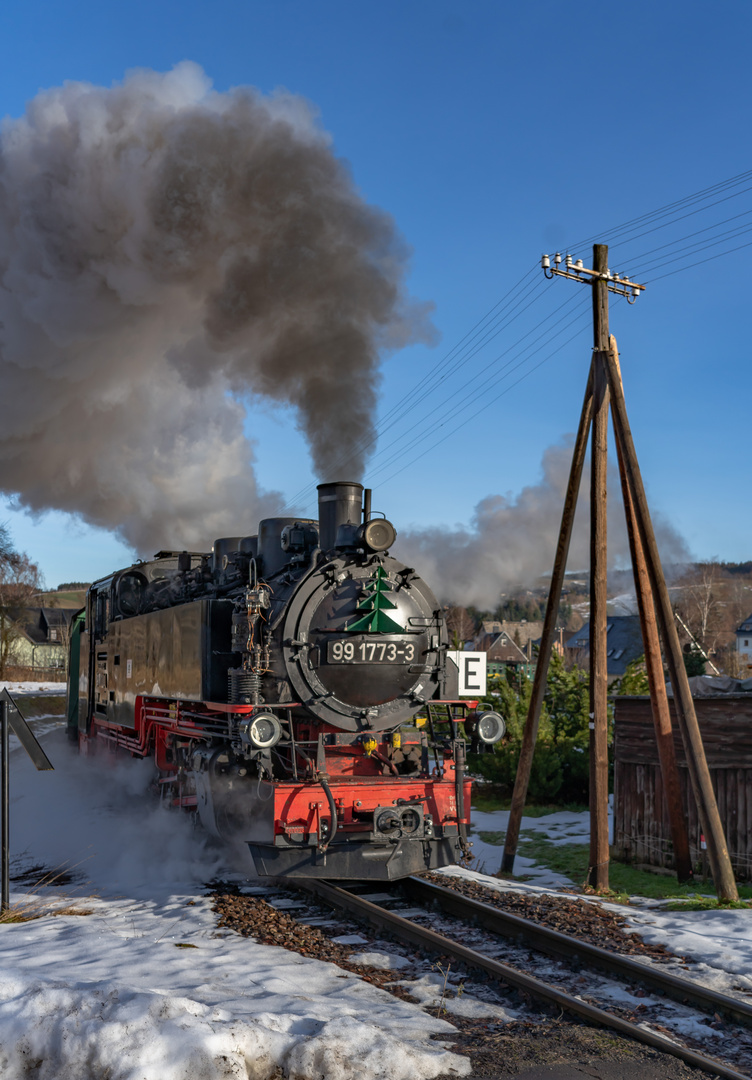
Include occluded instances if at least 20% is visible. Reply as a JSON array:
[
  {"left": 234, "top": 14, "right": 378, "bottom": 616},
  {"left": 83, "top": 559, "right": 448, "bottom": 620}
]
[{"left": 541, "top": 254, "right": 646, "bottom": 302}]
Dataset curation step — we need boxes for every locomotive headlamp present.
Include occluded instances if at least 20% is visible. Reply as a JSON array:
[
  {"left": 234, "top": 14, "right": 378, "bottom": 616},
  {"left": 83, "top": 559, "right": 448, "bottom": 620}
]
[
  {"left": 240, "top": 713, "right": 282, "bottom": 750},
  {"left": 475, "top": 711, "right": 506, "bottom": 745},
  {"left": 360, "top": 518, "right": 397, "bottom": 552}
]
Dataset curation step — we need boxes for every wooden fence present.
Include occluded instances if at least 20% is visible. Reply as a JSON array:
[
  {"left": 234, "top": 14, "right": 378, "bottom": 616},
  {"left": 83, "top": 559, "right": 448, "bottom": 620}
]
[
  {"left": 2, "top": 665, "right": 66, "bottom": 683},
  {"left": 613, "top": 694, "right": 752, "bottom": 881}
]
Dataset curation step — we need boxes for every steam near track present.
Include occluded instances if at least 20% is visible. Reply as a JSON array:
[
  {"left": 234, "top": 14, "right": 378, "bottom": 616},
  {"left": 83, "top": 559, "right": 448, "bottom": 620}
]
[{"left": 0, "top": 62, "right": 433, "bottom": 553}]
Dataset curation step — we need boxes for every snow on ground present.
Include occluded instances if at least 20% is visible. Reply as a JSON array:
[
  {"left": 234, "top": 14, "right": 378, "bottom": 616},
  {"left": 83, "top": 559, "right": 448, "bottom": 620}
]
[
  {"left": 610, "top": 902, "right": 752, "bottom": 999},
  {"left": 1, "top": 680, "right": 66, "bottom": 694},
  {"left": 463, "top": 803, "right": 613, "bottom": 888},
  {"left": 444, "top": 806, "right": 752, "bottom": 1002},
  {"left": 1, "top": 722, "right": 478, "bottom": 1080},
  {"left": 1, "top": 887, "right": 471, "bottom": 1080},
  {"left": 397, "top": 974, "right": 516, "bottom": 1022},
  {"left": 6, "top": 719, "right": 752, "bottom": 1079}
]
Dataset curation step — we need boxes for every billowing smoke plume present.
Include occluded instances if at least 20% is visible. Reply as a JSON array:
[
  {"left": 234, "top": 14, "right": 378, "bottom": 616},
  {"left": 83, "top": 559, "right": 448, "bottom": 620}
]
[
  {"left": 0, "top": 63, "right": 433, "bottom": 552},
  {"left": 396, "top": 440, "right": 689, "bottom": 607}
]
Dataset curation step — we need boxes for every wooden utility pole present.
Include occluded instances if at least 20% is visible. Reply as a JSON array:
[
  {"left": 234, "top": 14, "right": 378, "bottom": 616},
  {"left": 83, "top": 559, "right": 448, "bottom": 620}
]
[
  {"left": 589, "top": 245, "right": 611, "bottom": 890},
  {"left": 502, "top": 245, "right": 738, "bottom": 901}
]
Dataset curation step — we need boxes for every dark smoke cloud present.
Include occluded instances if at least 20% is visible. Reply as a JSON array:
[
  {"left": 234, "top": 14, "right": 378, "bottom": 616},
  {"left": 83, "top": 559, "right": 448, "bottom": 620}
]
[
  {"left": 396, "top": 440, "right": 689, "bottom": 608},
  {"left": 0, "top": 63, "right": 433, "bottom": 553}
]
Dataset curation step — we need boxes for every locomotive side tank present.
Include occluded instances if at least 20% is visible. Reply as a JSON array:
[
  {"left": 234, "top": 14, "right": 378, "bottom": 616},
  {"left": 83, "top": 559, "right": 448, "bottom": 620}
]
[{"left": 66, "top": 482, "right": 505, "bottom": 879}]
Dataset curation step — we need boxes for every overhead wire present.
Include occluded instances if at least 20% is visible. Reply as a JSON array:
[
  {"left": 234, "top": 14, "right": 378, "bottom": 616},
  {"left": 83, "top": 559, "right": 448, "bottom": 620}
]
[
  {"left": 631, "top": 222, "right": 752, "bottom": 276},
  {"left": 607, "top": 206, "right": 752, "bottom": 265},
  {"left": 279, "top": 166, "right": 752, "bottom": 512},
  {"left": 292, "top": 284, "right": 588, "bottom": 513},
  {"left": 363, "top": 291, "right": 590, "bottom": 481},
  {"left": 359, "top": 169, "right": 752, "bottom": 492},
  {"left": 642, "top": 236, "right": 752, "bottom": 284},
  {"left": 375, "top": 307, "right": 598, "bottom": 488},
  {"left": 282, "top": 261, "right": 545, "bottom": 511},
  {"left": 570, "top": 168, "right": 752, "bottom": 250}
]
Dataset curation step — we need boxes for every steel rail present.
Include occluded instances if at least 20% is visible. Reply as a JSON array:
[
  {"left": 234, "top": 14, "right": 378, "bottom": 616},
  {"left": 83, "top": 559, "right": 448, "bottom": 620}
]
[
  {"left": 404, "top": 876, "right": 752, "bottom": 1030},
  {"left": 296, "top": 878, "right": 750, "bottom": 1080}
]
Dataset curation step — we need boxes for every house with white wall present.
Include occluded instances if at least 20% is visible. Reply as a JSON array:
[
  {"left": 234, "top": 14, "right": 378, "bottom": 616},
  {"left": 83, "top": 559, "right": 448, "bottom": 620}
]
[{"left": 736, "top": 613, "right": 752, "bottom": 670}]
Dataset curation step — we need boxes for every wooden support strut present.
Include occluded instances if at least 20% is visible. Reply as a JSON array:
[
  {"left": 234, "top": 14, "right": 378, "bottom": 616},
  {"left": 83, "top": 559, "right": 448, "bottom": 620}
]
[
  {"left": 610, "top": 337, "right": 693, "bottom": 883},
  {"left": 603, "top": 345, "right": 738, "bottom": 901},
  {"left": 500, "top": 360, "right": 594, "bottom": 875}
]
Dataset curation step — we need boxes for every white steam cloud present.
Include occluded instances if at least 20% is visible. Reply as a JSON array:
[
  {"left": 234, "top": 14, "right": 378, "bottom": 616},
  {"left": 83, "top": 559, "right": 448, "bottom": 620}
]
[
  {"left": 0, "top": 63, "right": 433, "bottom": 553},
  {"left": 396, "top": 440, "right": 689, "bottom": 607}
]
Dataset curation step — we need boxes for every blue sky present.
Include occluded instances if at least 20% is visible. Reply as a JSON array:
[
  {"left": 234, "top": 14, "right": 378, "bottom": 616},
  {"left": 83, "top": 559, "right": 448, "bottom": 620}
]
[{"left": 1, "top": 1, "right": 751, "bottom": 588}]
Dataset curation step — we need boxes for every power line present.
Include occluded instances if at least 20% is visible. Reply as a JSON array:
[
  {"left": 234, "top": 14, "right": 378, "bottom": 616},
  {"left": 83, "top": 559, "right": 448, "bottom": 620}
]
[
  {"left": 570, "top": 168, "right": 752, "bottom": 250},
  {"left": 282, "top": 262, "right": 544, "bottom": 510},
  {"left": 373, "top": 313, "right": 595, "bottom": 489},
  {"left": 286, "top": 166, "right": 752, "bottom": 511},
  {"left": 367, "top": 296, "right": 592, "bottom": 484},
  {"left": 610, "top": 206, "right": 752, "bottom": 265},
  {"left": 632, "top": 221, "right": 752, "bottom": 275},
  {"left": 348, "top": 290, "right": 587, "bottom": 480},
  {"left": 643, "top": 236, "right": 752, "bottom": 283}
]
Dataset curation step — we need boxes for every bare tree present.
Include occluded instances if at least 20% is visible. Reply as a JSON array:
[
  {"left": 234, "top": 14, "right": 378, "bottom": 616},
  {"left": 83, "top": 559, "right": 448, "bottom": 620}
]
[
  {"left": 0, "top": 524, "right": 42, "bottom": 678},
  {"left": 445, "top": 606, "right": 476, "bottom": 650},
  {"left": 673, "top": 562, "right": 726, "bottom": 656}
]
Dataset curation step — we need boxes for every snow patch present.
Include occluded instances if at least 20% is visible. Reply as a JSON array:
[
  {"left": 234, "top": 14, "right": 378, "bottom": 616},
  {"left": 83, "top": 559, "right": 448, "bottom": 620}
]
[
  {"left": 400, "top": 974, "right": 518, "bottom": 1021},
  {"left": 349, "top": 950, "right": 412, "bottom": 970}
]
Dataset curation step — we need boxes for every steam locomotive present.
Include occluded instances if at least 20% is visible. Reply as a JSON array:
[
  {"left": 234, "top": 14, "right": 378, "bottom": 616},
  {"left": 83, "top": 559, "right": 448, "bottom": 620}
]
[{"left": 66, "top": 482, "right": 505, "bottom": 879}]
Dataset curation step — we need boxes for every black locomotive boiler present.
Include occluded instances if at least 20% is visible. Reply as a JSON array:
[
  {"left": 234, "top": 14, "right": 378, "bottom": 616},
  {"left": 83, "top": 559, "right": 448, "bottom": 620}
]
[{"left": 66, "top": 482, "right": 505, "bottom": 879}]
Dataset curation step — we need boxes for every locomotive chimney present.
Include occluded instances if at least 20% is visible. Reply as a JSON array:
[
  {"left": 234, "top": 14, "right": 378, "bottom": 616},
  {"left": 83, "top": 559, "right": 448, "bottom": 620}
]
[{"left": 317, "top": 482, "right": 364, "bottom": 551}]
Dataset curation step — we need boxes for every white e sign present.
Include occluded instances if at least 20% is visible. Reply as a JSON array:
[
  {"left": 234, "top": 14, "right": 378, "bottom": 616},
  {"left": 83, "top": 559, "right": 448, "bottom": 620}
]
[{"left": 447, "top": 650, "right": 487, "bottom": 697}]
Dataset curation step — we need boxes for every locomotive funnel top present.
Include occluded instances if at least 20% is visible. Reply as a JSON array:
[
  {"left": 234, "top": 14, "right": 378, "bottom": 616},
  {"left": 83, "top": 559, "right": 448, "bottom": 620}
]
[{"left": 317, "top": 481, "right": 364, "bottom": 551}]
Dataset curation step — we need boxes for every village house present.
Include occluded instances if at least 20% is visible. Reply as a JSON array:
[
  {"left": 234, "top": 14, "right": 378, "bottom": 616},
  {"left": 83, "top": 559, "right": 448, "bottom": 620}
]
[
  {"left": 564, "top": 614, "right": 644, "bottom": 681},
  {"left": 736, "top": 613, "right": 752, "bottom": 675},
  {"left": 472, "top": 621, "right": 530, "bottom": 676},
  {"left": 6, "top": 607, "right": 77, "bottom": 674}
]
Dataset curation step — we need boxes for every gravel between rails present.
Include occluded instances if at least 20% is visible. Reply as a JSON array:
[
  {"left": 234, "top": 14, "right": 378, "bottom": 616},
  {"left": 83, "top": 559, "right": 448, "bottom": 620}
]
[{"left": 423, "top": 873, "right": 689, "bottom": 964}]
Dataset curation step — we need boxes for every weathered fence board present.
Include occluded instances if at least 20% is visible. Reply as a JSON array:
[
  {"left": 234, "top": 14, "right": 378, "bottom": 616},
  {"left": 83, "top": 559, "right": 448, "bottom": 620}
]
[{"left": 613, "top": 695, "right": 752, "bottom": 880}]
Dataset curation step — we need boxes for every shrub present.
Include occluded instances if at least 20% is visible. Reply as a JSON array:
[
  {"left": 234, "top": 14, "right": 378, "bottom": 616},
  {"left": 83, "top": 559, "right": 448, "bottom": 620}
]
[{"left": 469, "top": 657, "right": 601, "bottom": 804}]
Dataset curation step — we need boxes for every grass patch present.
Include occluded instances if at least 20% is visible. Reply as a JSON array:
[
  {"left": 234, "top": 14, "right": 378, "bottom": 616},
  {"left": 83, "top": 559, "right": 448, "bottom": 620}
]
[
  {"left": 511, "top": 833, "right": 752, "bottom": 901},
  {"left": 664, "top": 897, "right": 752, "bottom": 911},
  {"left": 38, "top": 590, "right": 86, "bottom": 607},
  {"left": 477, "top": 831, "right": 506, "bottom": 845},
  {"left": 10, "top": 694, "right": 66, "bottom": 718},
  {"left": 1, "top": 903, "right": 93, "bottom": 923}
]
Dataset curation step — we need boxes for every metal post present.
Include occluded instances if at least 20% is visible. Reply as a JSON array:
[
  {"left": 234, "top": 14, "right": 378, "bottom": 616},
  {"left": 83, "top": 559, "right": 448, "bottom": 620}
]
[
  {"left": 500, "top": 362, "right": 594, "bottom": 874},
  {"left": 1, "top": 699, "right": 9, "bottom": 914}
]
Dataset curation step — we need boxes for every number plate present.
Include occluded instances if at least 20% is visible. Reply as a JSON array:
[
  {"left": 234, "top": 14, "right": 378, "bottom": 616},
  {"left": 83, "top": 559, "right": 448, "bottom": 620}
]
[{"left": 327, "top": 636, "right": 417, "bottom": 664}]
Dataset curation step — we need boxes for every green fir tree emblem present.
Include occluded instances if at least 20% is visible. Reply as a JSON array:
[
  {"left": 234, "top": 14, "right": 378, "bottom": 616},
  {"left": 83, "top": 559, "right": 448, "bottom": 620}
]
[{"left": 347, "top": 566, "right": 404, "bottom": 633}]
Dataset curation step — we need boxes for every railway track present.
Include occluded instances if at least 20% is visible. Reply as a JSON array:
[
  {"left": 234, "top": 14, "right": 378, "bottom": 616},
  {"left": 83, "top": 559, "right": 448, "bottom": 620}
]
[{"left": 294, "top": 875, "right": 751, "bottom": 1080}]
